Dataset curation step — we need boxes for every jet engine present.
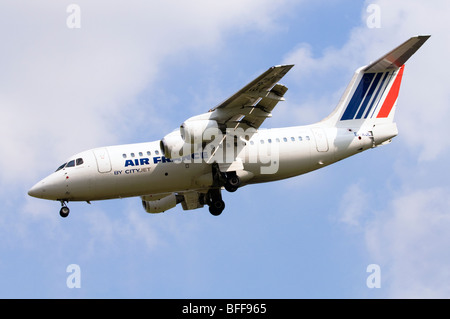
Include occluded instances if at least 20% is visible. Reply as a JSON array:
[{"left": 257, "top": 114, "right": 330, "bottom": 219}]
[
  {"left": 180, "top": 119, "right": 225, "bottom": 144},
  {"left": 141, "top": 193, "right": 183, "bottom": 214},
  {"left": 160, "top": 130, "right": 187, "bottom": 159}
]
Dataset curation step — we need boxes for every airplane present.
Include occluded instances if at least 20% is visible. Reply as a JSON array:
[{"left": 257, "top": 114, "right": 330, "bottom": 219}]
[{"left": 28, "top": 35, "right": 430, "bottom": 218}]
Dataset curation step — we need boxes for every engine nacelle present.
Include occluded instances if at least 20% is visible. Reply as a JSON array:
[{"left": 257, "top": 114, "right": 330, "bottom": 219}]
[
  {"left": 141, "top": 193, "right": 183, "bottom": 214},
  {"left": 160, "top": 130, "right": 188, "bottom": 159},
  {"left": 160, "top": 130, "right": 204, "bottom": 160},
  {"left": 180, "top": 119, "right": 224, "bottom": 144}
]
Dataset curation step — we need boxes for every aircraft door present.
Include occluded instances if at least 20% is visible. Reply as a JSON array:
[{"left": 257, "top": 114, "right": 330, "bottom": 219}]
[
  {"left": 93, "top": 148, "right": 112, "bottom": 173},
  {"left": 311, "top": 128, "right": 329, "bottom": 152}
]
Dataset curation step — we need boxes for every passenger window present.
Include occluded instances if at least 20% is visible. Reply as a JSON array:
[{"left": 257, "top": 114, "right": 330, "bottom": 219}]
[
  {"left": 298, "top": 136, "right": 303, "bottom": 141},
  {"left": 268, "top": 139, "right": 272, "bottom": 143},
  {"left": 283, "top": 137, "right": 287, "bottom": 142},
  {"left": 66, "top": 160, "right": 75, "bottom": 168},
  {"left": 155, "top": 150, "right": 160, "bottom": 155},
  {"left": 250, "top": 141, "right": 254, "bottom": 145},
  {"left": 122, "top": 154, "right": 127, "bottom": 158},
  {"left": 147, "top": 151, "right": 151, "bottom": 156},
  {"left": 291, "top": 137, "right": 295, "bottom": 141},
  {"left": 306, "top": 136, "right": 310, "bottom": 140},
  {"left": 260, "top": 140, "right": 264, "bottom": 144},
  {"left": 76, "top": 158, "right": 84, "bottom": 166},
  {"left": 131, "top": 153, "right": 135, "bottom": 158},
  {"left": 139, "top": 152, "right": 143, "bottom": 157},
  {"left": 276, "top": 138, "right": 280, "bottom": 143}
]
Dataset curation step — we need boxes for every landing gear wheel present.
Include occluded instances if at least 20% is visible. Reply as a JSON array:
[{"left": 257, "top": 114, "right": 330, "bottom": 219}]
[
  {"left": 59, "top": 206, "right": 70, "bottom": 218},
  {"left": 207, "top": 188, "right": 225, "bottom": 216},
  {"left": 225, "top": 173, "right": 240, "bottom": 193},
  {"left": 209, "top": 200, "right": 225, "bottom": 216}
]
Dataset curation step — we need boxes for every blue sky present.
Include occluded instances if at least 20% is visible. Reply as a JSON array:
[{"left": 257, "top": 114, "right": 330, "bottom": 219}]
[{"left": 1, "top": 0, "right": 449, "bottom": 298}]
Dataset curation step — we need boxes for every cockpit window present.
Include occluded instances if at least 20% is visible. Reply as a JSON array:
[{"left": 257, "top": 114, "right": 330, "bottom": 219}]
[
  {"left": 55, "top": 158, "right": 83, "bottom": 172},
  {"left": 66, "top": 160, "right": 75, "bottom": 168},
  {"left": 56, "top": 163, "right": 67, "bottom": 172}
]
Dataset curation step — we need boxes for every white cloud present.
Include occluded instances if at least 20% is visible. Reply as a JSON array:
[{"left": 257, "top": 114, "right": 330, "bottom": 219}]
[
  {"left": 356, "top": 1, "right": 450, "bottom": 298},
  {"left": 338, "top": 183, "right": 368, "bottom": 227},
  {"left": 82, "top": 206, "right": 161, "bottom": 256},
  {"left": 365, "top": 187, "right": 450, "bottom": 298},
  {"left": 0, "top": 0, "right": 294, "bottom": 186},
  {"left": 0, "top": 0, "right": 296, "bottom": 266},
  {"left": 282, "top": 0, "right": 450, "bottom": 161},
  {"left": 282, "top": 0, "right": 450, "bottom": 298}
]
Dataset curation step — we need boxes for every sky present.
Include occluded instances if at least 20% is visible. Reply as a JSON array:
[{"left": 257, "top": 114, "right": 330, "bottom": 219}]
[{"left": 0, "top": 0, "right": 449, "bottom": 298}]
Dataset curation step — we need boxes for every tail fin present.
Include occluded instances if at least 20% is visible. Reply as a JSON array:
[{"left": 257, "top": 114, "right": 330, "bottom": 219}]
[{"left": 324, "top": 35, "right": 430, "bottom": 129}]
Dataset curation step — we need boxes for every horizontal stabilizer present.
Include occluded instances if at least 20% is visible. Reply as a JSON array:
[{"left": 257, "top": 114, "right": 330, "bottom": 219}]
[{"left": 364, "top": 35, "right": 430, "bottom": 72}]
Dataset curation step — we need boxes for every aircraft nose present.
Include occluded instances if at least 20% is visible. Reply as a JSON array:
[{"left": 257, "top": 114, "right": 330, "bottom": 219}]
[{"left": 28, "top": 180, "right": 46, "bottom": 199}]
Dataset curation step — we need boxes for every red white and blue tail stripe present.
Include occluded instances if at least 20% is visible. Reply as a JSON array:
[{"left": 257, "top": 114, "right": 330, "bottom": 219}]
[
  {"left": 327, "top": 35, "right": 430, "bottom": 127},
  {"left": 340, "top": 65, "right": 404, "bottom": 121}
]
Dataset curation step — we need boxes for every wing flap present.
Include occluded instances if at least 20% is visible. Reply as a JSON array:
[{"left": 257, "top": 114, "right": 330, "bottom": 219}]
[{"left": 218, "top": 82, "right": 290, "bottom": 131}]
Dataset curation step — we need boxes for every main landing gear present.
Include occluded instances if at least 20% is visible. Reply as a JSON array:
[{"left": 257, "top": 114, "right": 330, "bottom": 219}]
[
  {"left": 206, "top": 164, "right": 241, "bottom": 216},
  {"left": 59, "top": 200, "right": 70, "bottom": 218}
]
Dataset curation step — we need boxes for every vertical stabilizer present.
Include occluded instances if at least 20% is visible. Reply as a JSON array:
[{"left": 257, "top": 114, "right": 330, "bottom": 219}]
[{"left": 323, "top": 35, "right": 430, "bottom": 129}]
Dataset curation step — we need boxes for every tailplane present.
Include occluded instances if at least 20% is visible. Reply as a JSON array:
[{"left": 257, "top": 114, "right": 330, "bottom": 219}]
[{"left": 323, "top": 35, "right": 430, "bottom": 130}]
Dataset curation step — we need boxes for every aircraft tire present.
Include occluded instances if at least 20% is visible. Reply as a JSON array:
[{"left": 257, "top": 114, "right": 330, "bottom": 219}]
[
  {"left": 225, "top": 174, "right": 240, "bottom": 192},
  {"left": 225, "top": 184, "right": 237, "bottom": 192},
  {"left": 59, "top": 206, "right": 70, "bottom": 218},
  {"left": 209, "top": 200, "right": 225, "bottom": 216}
]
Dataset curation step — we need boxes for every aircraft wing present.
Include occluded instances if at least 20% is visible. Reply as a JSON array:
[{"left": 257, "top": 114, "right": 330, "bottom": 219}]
[
  {"left": 161, "top": 65, "right": 294, "bottom": 170},
  {"left": 209, "top": 64, "right": 294, "bottom": 131},
  {"left": 201, "top": 65, "right": 294, "bottom": 169}
]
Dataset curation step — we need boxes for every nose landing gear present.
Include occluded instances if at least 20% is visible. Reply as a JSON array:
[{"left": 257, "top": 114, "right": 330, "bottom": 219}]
[{"left": 59, "top": 200, "right": 70, "bottom": 218}]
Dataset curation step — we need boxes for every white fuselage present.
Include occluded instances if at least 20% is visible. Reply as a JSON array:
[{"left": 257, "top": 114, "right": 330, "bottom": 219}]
[{"left": 29, "top": 122, "right": 382, "bottom": 202}]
